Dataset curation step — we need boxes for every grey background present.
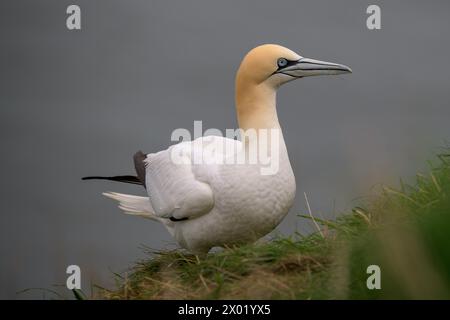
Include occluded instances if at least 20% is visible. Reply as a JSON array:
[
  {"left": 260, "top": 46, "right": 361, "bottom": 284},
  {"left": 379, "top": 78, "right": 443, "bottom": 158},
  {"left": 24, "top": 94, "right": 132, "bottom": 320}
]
[{"left": 1, "top": 0, "right": 449, "bottom": 299}]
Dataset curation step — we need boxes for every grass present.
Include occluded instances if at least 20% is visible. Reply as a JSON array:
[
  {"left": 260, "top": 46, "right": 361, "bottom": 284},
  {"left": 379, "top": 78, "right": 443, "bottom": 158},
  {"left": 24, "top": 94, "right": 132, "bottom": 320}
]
[{"left": 97, "top": 150, "right": 450, "bottom": 299}]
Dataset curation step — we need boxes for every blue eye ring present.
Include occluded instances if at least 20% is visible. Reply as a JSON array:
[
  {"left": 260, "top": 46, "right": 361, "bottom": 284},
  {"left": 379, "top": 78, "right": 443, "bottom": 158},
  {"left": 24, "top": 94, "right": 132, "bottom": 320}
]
[{"left": 277, "top": 58, "right": 288, "bottom": 68}]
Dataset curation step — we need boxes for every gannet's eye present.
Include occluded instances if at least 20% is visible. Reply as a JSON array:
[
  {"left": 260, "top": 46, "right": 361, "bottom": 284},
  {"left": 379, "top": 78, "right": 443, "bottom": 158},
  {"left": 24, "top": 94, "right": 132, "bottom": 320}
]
[{"left": 277, "top": 58, "right": 288, "bottom": 68}]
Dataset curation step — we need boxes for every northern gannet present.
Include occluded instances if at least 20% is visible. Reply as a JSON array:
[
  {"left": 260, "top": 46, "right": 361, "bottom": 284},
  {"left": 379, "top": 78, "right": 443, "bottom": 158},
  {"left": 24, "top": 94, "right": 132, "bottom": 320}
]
[{"left": 83, "top": 44, "right": 351, "bottom": 253}]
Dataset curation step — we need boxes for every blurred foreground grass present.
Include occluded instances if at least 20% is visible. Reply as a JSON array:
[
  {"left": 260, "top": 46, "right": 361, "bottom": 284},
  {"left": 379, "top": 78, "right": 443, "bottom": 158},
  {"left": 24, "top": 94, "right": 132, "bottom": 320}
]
[{"left": 98, "top": 150, "right": 450, "bottom": 299}]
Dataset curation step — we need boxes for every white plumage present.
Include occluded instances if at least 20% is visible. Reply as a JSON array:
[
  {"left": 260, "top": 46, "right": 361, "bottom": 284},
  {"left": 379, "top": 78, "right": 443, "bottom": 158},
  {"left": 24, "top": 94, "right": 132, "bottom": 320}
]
[{"left": 105, "top": 135, "right": 295, "bottom": 253}]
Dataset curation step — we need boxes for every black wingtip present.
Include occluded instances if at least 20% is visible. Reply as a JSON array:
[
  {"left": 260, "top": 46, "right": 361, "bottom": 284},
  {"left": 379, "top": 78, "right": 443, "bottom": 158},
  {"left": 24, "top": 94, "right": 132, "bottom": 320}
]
[
  {"left": 81, "top": 175, "right": 143, "bottom": 186},
  {"left": 133, "top": 150, "right": 147, "bottom": 188},
  {"left": 82, "top": 176, "right": 99, "bottom": 180},
  {"left": 169, "top": 217, "right": 189, "bottom": 222}
]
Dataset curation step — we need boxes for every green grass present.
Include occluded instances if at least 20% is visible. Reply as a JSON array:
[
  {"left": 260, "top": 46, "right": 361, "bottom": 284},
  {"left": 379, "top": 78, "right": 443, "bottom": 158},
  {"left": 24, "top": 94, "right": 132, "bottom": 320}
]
[{"left": 98, "top": 150, "right": 450, "bottom": 299}]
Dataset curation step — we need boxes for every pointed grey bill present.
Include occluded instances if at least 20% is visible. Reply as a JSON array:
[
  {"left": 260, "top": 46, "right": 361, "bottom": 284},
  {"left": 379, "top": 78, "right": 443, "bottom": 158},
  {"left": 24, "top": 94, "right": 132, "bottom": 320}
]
[{"left": 277, "top": 57, "right": 352, "bottom": 78}]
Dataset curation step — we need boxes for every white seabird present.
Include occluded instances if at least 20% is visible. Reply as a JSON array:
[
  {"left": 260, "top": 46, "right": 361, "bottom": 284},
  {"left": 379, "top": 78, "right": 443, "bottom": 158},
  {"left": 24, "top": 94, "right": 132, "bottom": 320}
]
[{"left": 84, "top": 44, "right": 351, "bottom": 253}]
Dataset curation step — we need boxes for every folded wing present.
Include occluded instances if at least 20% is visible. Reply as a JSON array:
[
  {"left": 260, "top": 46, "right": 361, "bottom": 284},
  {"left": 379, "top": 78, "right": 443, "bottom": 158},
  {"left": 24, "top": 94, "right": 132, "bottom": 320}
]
[{"left": 143, "top": 142, "right": 215, "bottom": 221}]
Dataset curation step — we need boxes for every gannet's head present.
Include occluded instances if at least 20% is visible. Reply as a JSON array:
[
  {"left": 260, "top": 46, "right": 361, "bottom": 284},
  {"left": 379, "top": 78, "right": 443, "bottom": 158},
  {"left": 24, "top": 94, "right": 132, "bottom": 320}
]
[{"left": 236, "top": 44, "right": 352, "bottom": 89}]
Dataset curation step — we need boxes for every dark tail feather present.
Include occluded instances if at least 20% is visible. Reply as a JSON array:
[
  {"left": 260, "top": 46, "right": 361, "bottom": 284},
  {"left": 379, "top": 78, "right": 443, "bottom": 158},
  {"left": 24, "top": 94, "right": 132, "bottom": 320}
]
[{"left": 82, "top": 175, "right": 143, "bottom": 186}]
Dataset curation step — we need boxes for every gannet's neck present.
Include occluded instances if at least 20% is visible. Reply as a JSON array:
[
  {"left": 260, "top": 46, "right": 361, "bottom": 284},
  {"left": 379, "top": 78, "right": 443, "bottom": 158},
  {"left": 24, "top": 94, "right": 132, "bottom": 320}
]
[
  {"left": 235, "top": 81, "right": 280, "bottom": 132},
  {"left": 235, "top": 80, "right": 288, "bottom": 159}
]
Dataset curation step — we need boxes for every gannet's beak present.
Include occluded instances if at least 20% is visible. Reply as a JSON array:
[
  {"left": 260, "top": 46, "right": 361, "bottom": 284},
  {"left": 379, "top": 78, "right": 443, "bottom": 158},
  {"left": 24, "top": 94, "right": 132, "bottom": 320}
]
[{"left": 276, "top": 57, "right": 352, "bottom": 78}]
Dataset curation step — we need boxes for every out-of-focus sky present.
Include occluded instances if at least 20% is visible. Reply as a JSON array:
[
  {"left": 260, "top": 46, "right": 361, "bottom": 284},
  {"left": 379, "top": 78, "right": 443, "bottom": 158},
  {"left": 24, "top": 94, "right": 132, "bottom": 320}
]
[{"left": 1, "top": 0, "right": 449, "bottom": 299}]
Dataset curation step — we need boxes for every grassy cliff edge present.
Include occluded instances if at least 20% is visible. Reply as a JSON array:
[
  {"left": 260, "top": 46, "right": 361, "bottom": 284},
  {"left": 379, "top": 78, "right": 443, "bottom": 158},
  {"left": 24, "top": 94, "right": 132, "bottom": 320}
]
[{"left": 98, "top": 151, "right": 450, "bottom": 299}]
